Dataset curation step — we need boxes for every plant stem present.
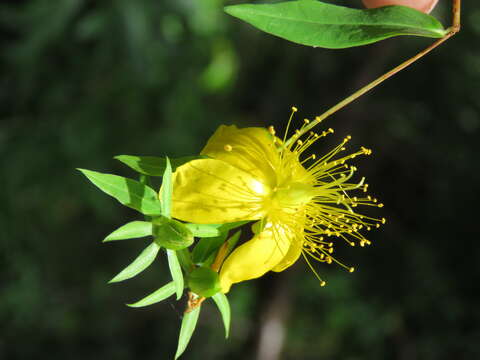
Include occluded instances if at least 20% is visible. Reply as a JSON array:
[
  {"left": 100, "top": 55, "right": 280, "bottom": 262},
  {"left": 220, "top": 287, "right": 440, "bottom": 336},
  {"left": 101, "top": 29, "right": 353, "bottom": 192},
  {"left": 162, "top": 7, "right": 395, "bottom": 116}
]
[{"left": 284, "top": 0, "right": 461, "bottom": 148}]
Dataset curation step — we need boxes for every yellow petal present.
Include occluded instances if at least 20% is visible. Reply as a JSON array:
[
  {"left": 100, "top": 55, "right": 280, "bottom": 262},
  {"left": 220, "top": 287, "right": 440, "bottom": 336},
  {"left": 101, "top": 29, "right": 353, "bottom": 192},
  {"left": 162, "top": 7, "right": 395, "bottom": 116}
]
[
  {"left": 171, "top": 158, "right": 270, "bottom": 224},
  {"left": 219, "top": 223, "right": 293, "bottom": 293},
  {"left": 200, "top": 125, "right": 280, "bottom": 187},
  {"left": 271, "top": 237, "right": 302, "bottom": 272}
]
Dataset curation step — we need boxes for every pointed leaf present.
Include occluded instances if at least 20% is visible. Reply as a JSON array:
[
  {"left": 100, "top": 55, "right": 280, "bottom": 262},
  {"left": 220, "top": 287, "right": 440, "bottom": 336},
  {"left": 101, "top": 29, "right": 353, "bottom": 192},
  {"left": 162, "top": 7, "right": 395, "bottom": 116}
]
[
  {"left": 192, "top": 233, "right": 228, "bottom": 264},
  {"left": 212, "top": 292, "right": 231, "bottom": 338},
  {"left": 160, "top": 157, "right": 173, "bottom": 218},
  {"left": 104, "top": 221, "right": 152, "bottom": 242},
  {"left": 226, "top": 230, "right": 242, "bottom": 256},
  {"left": 175, "top": 305, "right": 201, "bottom": 360},
  {"left": 167, "top": 249, "right": 184, "bottom": 300},
  {"left": 224, "top": 1, "right": 447, "bottom": 49},
  {"left": 109, "top": 242, "right": 160, "bottom": 283},
  {"left": 184, "top": 223, "right": 224, "bottom": 238},
  {"left": 127, "top": 282, "right": 176, "bottom": 308},
  {"left": 185, "top": 220, "right": 248, "bottom": 238},
  {"left": 78, "top": 169, "right": 161, "bottom": 216},
  {"left": 115, "top": 155, "right": 204, "bottom": 176}
]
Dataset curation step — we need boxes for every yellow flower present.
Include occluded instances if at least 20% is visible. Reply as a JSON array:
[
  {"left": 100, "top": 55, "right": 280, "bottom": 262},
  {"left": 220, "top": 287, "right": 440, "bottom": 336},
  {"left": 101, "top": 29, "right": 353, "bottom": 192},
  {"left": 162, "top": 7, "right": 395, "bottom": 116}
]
[{"left": 171, "top": 110, "right": 385, "bottom": 293}]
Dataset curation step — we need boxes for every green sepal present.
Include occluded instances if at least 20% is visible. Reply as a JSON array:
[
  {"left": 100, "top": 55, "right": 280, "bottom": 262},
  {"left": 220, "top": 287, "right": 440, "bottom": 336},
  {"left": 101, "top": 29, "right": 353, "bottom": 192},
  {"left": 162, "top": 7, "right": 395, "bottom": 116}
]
[
  {"left": 152, "top": 216, "right": 194, "bottom": 250},
  {"left": 127, "top": 282, "right": 176, "bottom": 308},
  {"left": 115, "top": 155, "right": 205, "bottom": 176},
  {"left": 108, "top": 242, "right": 160, "bottom": 283},
  {"left": 226, "top": 230, "right": 242, "bottom": 256},
  {"left": 167, "top": 249, "right": 184, "bottom": 300},
  {"left": 78, "top": 169, "right": 161, "bottom": 216},
  {"left": 175, "top": 305, "right": 201, "bottom": 360},
  {"left": 103, "top": 221, "right": 152, "bottom": 242},
  {"left": 212, "top": 292, "right": 231, "bottom": 338},
  {"left": 160, "top": 157, "right": 173, "bottom": 218},
  {"left": 192, "top": 233, "right": 227, "bottom": 265},
  {"left": 224, "top": 1, "right": 447, "bottom": 49},
  {"left": 185, "top": 220, "right": 249, "bottom": 238},
  {"left": 187, "top": 267, "right": 221, "bottom": 298}
]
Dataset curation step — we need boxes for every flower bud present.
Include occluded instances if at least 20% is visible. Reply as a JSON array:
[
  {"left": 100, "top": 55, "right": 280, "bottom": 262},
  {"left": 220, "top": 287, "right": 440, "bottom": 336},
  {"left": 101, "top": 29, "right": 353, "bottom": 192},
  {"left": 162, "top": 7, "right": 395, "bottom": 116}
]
[
  {"left": 152, "top": 216, "right": 194, "bottom": 250},
  {"left": 362, "top": 0, "right": 439, "bottom": 14},
  {"left": 187, "top": 267, "right": 222, "bottom": 297}
]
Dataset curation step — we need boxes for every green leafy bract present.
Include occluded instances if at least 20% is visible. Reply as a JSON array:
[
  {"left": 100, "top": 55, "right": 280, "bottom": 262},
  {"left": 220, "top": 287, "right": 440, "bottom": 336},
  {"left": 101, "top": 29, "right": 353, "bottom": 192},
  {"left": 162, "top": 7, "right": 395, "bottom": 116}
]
[
  {"left": 185, "top": 220, "right": 249, "bottom": 238},
  {"left": 224, "top": 0, "right": 447, "bottom": 49},
  {"left": 103, "top": 221, "right": 152, "bottom": 242},
  {"left": 78, "top": 169, "right": 161, "bottom": 216},
  {"left": 167, "top": 249, "right": 184, "bottom": 300},
  {"left": 192, "top": 233, "right": 228, "bottom": 265},
  {"left": 212, "top": 292, "right": 231, "bottom": 338},
  {"left": 108, "top": 242, "right": 160, "bottom": 283},
  {"left": 115, "top": 155, "right": 204, "bottom": 176},
  {"left": 127, "top": 282, "right": 176, "bottom": 308},
  {"left": 175, "top": 305, "right": 201, "bottom": 360},
  {"left": 160, "top": 157, "right": 173, "bottom": 218}
]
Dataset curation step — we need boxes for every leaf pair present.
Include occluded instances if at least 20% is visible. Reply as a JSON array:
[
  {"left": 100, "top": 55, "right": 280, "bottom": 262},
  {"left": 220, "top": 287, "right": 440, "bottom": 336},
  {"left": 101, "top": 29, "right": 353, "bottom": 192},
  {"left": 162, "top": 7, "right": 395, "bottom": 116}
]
[
  {"left": 225, "top": 0, "right": 447, "bottom": 49},
  {"left": 174, "top": 292, "right": 231, "bottom": 359}
]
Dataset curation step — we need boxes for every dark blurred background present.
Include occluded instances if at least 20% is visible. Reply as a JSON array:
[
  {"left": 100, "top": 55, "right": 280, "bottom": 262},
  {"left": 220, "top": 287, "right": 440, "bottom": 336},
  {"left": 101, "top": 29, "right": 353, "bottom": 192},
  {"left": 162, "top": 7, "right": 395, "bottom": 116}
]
[{"left": 1, "top": 0, "right": 479, "bottom": 359}]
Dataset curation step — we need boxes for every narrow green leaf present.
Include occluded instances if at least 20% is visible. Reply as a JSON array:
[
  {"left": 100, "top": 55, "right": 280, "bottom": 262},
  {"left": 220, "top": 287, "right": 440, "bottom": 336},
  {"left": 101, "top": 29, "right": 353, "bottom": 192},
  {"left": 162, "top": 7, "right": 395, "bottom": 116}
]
[
  {"left": 109, "top": 242, "right": 160, "bottom": 283},
  {"left": 176, "top": 249, "right": 194, "bottom": 273},
  {"left": 226, "top": 230, "right": 242, "bottom": 256},
  {"left": 127, "top": 282, "right": 176, "bottom": 308},
  {"left": 78, "top": 169, "right": 161, "bottom": 216},
  {"left": 160, "top": 157, "right": 172, "bottom": 218},
  {"left": 224, "top": 1, "right": 447, "bottom": 49},
  {"left": 212, "top": 292, "right": 231, "bottom": 338},
  {"left": 175, "top": 305, "right": 201, "bottom": 360},
  {"left": 184, "top": 223, "right": 223, "bottom": 238},
  {"left": 192, "top": 233, "right": 227, "bottom": 265},
  {"left": 104, "top": 221, "right": 152, "bottom": 242},
  {"left": 115, "top": 155, "right": 204, "bottom": 176},
  {"left": 185, "top": 220, "right": 249, "bottom": 238},
  {"left": 167, "top": 249, "right": 184, "bottom": 300}
]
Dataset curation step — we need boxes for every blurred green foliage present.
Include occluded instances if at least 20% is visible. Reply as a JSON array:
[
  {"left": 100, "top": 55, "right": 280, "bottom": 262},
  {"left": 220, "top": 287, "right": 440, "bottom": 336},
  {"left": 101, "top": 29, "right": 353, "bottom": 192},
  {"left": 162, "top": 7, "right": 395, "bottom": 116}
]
[{"left": 1, "top": 0, "right": 480, "bottom": 359}]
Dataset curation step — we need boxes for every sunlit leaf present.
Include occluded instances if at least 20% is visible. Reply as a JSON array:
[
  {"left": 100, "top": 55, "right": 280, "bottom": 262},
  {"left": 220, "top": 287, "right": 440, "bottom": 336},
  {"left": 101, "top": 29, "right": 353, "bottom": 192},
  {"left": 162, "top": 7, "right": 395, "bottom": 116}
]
[
  {"left": 127, "top": 282, "right": 176, "bottom": 308},
  {"left": 115, "top": 155, "right": 203, "bottom": 176},
  {"left": 78, "top": 169, "right": 161, "bottom": 216},
  {"left": 226, "top": 230, "right": 242, "bottom": 256},
  {"left": 175, "top": 305, "right": 201, "bottom": 360},
  {"left": 212, "top": 292, "right": 231, "bottom": 338},
  {"left": 167, "top": 249, "right": 184, "bottom": 300},
  {"left": 160, "top": 157, "right": 173, "bottom": 218},
  {"left": 109, "top": 242, "right": 160, "bottom": 283},
  {"left": 185, "top": 220, "right": 248, "bottom": 238},
  {"left": 103, "top": 221, "right": 152, "bottom": 242},
  {"left": 192, "top": 233, "right": 227, "bottom": 264},
  {"left": 224, "top": 0, "right": 447, "bottom": 49}
]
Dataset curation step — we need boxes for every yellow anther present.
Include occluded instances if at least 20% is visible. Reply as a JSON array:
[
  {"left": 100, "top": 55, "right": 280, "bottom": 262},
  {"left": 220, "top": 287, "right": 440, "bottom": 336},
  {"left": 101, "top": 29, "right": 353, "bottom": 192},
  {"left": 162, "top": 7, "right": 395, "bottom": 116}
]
[
  {"left": 292, "top": 106, "right": 298, "bottom": 112},
  {"left": 312, "top": 154, "right": 316, "bottom": 160},
  {"left": 349, "top": 267, "right": 355, "bottom": 273},
  {"left": 297, "top": 139, "right": 303, "bottom": 145},
  {"left": 268, "top": 125, "right": 276, "bottom": 135},
  {"left": 304, "top": 118, "right": 310, "bottom": 124},
  {"left": 378, "top": 203, "right": 384, "bottom": 208},
  {"left": 381, "top": 218, "right": 386, "bottom": 224},
  {"left": 224, "top": 144, "right": 233, "bottom": 152},
  {"left": 320, "top": 280, "right": 326, "bottom": 287}
]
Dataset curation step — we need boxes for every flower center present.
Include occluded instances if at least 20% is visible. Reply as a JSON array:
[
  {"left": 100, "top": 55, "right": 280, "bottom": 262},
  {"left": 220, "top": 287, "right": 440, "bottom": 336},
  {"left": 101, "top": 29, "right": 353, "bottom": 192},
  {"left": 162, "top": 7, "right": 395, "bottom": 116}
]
[{"left": 273, "top": 181, "right": 315, "bottom": 211}]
